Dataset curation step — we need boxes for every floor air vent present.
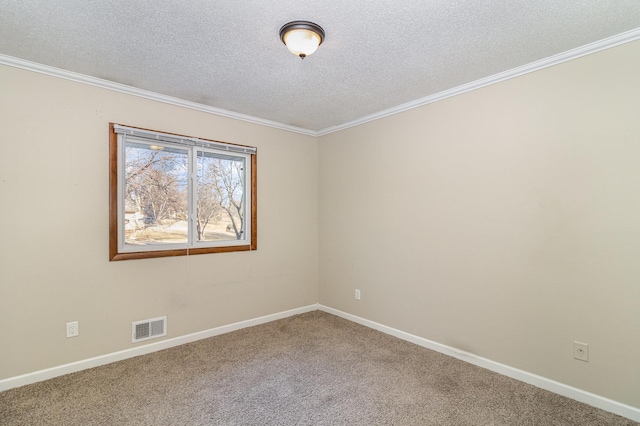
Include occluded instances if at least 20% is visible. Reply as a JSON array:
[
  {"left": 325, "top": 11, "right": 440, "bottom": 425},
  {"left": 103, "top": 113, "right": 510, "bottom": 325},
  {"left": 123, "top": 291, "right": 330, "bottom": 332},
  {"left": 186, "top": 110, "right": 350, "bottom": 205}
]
[{"left": 132, "top": 316, "right": 167, "bottom": 343}]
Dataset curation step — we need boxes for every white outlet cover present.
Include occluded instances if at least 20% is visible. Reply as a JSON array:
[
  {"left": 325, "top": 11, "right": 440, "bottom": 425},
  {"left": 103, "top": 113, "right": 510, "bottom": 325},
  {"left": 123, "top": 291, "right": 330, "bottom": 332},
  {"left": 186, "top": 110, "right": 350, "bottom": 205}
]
[
  {"left": 573, "top": 341, "right": 588, "bottom": 362},
  {"left": 66, "top": 321, "right": 79, "bottom": 338}
]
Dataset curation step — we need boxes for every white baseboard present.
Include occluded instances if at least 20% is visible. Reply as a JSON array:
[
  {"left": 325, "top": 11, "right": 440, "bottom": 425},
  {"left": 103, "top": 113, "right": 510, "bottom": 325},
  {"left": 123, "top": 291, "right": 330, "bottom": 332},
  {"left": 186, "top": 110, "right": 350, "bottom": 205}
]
[
  {"left": 3, "top": 303, "right": 638, "bottom": 422},
  {"left": 319, "top": 304, "right": 640, "bottom": 423},
  {"left": 0, "top": 304, "right": 319, "bottom": 392}
]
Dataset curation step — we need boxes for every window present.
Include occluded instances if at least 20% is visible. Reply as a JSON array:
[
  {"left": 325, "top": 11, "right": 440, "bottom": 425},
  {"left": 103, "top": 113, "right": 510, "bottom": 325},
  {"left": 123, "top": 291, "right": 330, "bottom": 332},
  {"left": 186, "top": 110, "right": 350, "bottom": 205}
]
[{"left": 109, "top": 124, "right": 257, "bottom": 260}]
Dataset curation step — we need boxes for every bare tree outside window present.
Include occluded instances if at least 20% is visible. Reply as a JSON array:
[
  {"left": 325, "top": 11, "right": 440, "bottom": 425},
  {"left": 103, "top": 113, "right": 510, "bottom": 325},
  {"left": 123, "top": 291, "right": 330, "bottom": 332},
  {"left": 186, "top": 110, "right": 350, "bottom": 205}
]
[
  {"left": 195, "top": 164, "right": 222, "bottom": 241},
  {"left": 196, "top": 152, "right": 245, "bottom": 242},
  {"left": 110, "top": 123, "right": 257, "bottom": 261},
  {"left": 123, "top": 144, "right": 247, "bottom": 246},
  {"left": 124, "top": 143, "right": 189, "bottom": 245}
]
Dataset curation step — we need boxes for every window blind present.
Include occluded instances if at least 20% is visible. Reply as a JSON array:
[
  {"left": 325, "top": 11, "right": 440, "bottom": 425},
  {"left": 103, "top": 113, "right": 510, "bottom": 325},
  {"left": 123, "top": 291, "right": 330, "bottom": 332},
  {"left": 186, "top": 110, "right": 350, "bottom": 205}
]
[{"left": 113, "top": 124, "right": 256, "bottom": 155}]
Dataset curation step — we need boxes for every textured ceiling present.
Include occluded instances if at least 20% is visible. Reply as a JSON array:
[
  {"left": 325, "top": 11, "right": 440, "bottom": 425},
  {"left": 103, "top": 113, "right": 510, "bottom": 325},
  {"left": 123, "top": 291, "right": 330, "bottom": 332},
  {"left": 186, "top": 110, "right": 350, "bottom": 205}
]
[{"left": 1, "top": 1, "right": 640, "bottom": 133}]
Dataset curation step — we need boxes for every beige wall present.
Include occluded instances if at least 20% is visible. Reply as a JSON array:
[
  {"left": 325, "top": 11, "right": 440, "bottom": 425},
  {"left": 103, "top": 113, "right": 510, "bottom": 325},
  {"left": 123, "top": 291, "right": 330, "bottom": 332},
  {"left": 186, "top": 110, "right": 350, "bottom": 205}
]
[
  {"left": 2, "top": 38, "right": 639, "bottom": 411},
  {"left": 0, "top": 65, "right": 318, "bottom": 379},
  {"left": 318, "top": 40, "right": 640, "bottom": 408}
]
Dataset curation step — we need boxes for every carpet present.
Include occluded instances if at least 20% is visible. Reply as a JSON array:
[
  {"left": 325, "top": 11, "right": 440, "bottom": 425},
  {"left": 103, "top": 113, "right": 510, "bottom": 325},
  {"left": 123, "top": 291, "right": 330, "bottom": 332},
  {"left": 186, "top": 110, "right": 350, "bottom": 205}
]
[{"left": 0, "top": 311, "right": 636, "bottom": 425}]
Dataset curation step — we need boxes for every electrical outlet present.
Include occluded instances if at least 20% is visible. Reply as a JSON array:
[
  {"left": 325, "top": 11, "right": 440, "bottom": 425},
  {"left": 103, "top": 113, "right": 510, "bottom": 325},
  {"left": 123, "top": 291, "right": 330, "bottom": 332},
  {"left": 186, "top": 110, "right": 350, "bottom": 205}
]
[
  {"left": 573, "top": 341, "right": 588, "bottom": 362},
  {"left": 66, "top": 321, "right": 79, "bottom": 338},
  {"left": 355, "top": 289, "right": 361, "bottom": 300}
]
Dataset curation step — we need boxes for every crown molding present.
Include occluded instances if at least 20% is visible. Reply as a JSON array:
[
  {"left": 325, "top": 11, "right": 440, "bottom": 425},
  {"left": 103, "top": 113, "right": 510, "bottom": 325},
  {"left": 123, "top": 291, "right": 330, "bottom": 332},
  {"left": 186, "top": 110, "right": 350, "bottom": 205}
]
[
  {"left": 316, "top": 27, "right": 640, "bottom": 136},
  {"left": 2, "top": 27, "right": 639, "bottom": 139},
  {"left": 0, "top": 54, "right": 317, "bottom": 137}
]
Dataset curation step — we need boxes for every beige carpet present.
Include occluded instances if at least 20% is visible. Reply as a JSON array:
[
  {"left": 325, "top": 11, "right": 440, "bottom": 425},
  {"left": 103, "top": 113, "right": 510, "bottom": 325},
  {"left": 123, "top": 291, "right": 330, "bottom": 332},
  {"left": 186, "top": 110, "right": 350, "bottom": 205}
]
[{"left": 0, "top": 311, "right": 636, "bottom": 425}]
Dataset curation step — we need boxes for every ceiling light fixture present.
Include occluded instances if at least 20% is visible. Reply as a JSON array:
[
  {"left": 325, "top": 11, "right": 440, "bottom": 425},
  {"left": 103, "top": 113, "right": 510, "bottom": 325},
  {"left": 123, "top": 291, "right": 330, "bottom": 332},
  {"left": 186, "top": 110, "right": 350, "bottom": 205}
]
[{"left": 279, "top": 21, "right": 325, "bottom": 59}]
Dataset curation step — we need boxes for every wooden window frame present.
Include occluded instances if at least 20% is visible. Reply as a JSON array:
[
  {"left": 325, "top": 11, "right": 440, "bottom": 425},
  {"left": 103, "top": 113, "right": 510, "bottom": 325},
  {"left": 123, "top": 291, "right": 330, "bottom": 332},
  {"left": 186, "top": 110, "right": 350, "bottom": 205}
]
[{"left": 109, "top": 123, "right": 257, "bottom": 261}]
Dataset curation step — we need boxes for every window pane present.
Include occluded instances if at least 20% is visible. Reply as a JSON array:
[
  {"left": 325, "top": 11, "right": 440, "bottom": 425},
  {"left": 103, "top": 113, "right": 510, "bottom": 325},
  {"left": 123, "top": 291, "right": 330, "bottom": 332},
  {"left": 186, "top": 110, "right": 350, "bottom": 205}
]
[
  {"left": 110, "top": 124, "right": 257, "bottom": 261},
  {"left": 124, "top": 142, "right": 189, "bottom": 247},
  {"left": 196, "top": 151, "right": 246, "bottom": 242}
]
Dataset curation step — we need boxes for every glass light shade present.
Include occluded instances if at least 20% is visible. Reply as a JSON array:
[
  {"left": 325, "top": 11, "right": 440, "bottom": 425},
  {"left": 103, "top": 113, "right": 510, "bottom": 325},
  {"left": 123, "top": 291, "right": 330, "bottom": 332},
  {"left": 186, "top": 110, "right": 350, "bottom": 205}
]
[
  {"left": 279, "top": 21, "right": 325, "bottom": 58},
  {"left": 283, "top": 29, "right": 321, "bottom": 57}
]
